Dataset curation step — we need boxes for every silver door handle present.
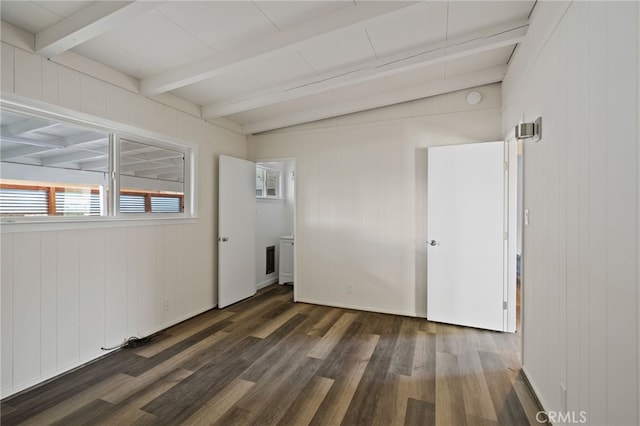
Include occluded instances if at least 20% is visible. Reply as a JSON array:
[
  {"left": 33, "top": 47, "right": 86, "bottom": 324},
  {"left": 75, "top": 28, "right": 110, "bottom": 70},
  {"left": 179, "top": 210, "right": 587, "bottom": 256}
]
[
  {"left": 219, "top": 237, "right": 229, "bottom": 242},
  {"left": 429, "top": 240, "right": 437, "bottom": 246}
]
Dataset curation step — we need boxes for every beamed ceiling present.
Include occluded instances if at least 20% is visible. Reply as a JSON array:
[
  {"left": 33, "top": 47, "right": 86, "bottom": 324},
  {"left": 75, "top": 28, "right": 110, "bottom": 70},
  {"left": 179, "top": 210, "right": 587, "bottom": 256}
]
[{"left": 0, "top": 1, "right": 535, "bottom": 134}]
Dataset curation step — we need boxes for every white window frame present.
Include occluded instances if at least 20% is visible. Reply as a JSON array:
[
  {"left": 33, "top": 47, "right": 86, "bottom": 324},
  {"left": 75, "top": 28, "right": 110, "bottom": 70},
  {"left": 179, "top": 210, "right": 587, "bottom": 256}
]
[
  {"left": 255, "top": 165, "right": 282, "bottom": 200},
  {"left": 0, "top": 94, "right": 197, "bottom": 227}
]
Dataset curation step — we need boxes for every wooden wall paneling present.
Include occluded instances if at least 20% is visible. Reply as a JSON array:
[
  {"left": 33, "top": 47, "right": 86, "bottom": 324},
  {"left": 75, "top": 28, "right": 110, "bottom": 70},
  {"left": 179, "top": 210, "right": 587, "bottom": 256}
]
[
  {"left": 14, "top": 48, "right": 42, "bottom": 100},
  {"left": 12, "top": 232, "right": 41, "bottom": 387},
  {"left": 359, "top": 130, "right": 382, "bottom": 307},
  {"left": 383, "top": 129, "right": 405, "bottom": 308},
  {"left": 341, "top": 130, "right": 364, "bottom": 302},
  {"left": 126, "top": 227, "right": 140, "bottom": 339},
  {"left": 57, "top": 66, "right": 81, "bottom": 111},
  {"left": 40, "top": 231, "right": 58, "bottom": 378},
  {"left": 137, "top": 226, "right": 159, "bottom": 336},
  {"left": 163, "top": 225, "right": 184, "bottom": 325},
  {"left": 105, "top": 228, "right": 129, "bottom": 348},
  {"left": 56, "top": 230, "right": 80, "bottom": 370},
  {"left": 138, "top": 97, "right": 161, "bottom": 133},
  {"left": 308, "top": 136, "right": 328, "bottom": 301},
  {"left": 160, "top": 105, "right": 179, "bottom": 139},
  {"left": 605, "top": 2, "right": 639, "bottom": 423},
  {"left": 78, "top": 228, "right": 106, "bottom": 360},
  {"left": 563, "top": 3, "right": 583, "bottom": 415},
  {"left": 545, "top": 19, "right": 567, "bottom": 411},
  {"left": 320, "top": 139, "right": 338, "bottom": 298},
  {"left": 576, "top": 2, "right": 592, "bottom": 414},
  {"left": 297, "top": 146, "right": 317, "bottom": 302},
  {"left": 105, "top": 84, "right": 130, "bottom": 124},
  {"left": 154, "top": 226, "right": 167, "bottom": 327},
  {"left": 127, "top": 91, "right": 140, "bottom": 128},
  {"left": 80, "top": 75, "right": 107, "bottom": 118},
  {"left": 1, "top": 42, "right": 14, "bottom": 93},
  {"left": 178, "top": 225, "right": 197, "bottom": 315},
  {"left": 1, "top": 233, "right": 15, "bottom": 394},
  {"left": 586, "top": 2, "right": 609, "bottom": 424},
  {"left": 42, "top": 59, "right": 58, "bottom": 105}
]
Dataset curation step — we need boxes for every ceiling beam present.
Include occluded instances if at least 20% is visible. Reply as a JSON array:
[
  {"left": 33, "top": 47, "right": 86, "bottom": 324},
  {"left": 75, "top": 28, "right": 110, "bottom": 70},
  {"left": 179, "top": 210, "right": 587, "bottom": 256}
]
[
  {"left": 204, "top": 20, "right": 528, "bottom": 120},
  {"left": 43, "top": 148, "right": 109, "bottom": 166},
  {"left": 135, "top": 166, "right": 184, "bottom": 178},
  {"left": 139, "top": 1, "right": 419, "bottom": 96},
  {"left": 121, "top": 160, "right": 182, "bottom": 174},
  {"left": 2, "top": 118, "right": 59, "bottom": 136},
  {"left": 0, "top": 145, "right": 60, "bottom": 160},
  {"left": 242, "top": 65, "right": 507, "bottom": 135},
  {"left": 35, "top": 1, "right": 161, "bottom": 58}
]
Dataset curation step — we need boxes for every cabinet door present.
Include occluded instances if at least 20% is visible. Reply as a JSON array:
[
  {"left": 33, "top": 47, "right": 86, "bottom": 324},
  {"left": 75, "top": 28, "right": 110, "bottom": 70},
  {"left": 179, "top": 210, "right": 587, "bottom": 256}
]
[{"left": 279, "top": 240, "right": 294, "bottom": 276}]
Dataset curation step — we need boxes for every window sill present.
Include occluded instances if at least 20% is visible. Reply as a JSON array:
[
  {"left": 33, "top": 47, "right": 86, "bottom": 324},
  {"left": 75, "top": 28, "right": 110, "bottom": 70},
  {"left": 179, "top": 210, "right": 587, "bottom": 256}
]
[
  {"left": 256, "top": 197, "right": 285, "bottom": 203},
  {"left": 0, "top": 215, "right": 198, "bottom": 233}
]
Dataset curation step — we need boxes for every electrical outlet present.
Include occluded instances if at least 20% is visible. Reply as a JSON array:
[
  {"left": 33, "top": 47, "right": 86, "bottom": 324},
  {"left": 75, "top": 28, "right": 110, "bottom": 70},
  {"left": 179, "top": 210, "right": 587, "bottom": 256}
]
[
  {"left": 164, "top": 299, "right": 170, "bottom": 311},
  {"left": 346, "top": 284, "right": 354, "bottom": 294}
]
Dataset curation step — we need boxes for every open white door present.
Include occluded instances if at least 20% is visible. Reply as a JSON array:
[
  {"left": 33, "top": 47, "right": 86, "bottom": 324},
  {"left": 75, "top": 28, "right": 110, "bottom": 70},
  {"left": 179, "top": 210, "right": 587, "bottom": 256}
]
[
  {"left": 427, "top": 142, "right": 509, "bottom": 332},
  {"left": 218, "top": 155, "right": 256, "bottom": 308}
]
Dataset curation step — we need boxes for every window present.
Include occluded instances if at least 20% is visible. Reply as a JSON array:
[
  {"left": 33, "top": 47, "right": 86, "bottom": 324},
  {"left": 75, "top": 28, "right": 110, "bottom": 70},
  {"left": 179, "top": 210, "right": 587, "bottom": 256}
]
[
  {"left": 256, "top": 166, "right": 281, "bottom": 199},
  {"left": 0, "top": 105, "right": 194, "bottom": 220}
]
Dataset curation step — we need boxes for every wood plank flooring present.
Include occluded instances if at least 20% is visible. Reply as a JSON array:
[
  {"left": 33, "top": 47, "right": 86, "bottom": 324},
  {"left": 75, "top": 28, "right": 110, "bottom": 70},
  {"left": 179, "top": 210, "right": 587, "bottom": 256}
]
[{"left": 1, "top": 284, "right": 542, "bottom": 425}]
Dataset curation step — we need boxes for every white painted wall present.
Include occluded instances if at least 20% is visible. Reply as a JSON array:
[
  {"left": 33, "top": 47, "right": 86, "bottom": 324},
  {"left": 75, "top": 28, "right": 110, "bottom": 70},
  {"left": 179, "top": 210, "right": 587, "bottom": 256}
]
[
  {"left": 255, "top": 161, "right": 295, "bottom": 288},
  {"left": 0, "top": 38, "right": 247, "bottom": 397},
  {"left": 249, "top": 83, "right": 502, "bottom": 317},
  {"left": 502, "top": 2, "right": 639, "bottom": 424}
]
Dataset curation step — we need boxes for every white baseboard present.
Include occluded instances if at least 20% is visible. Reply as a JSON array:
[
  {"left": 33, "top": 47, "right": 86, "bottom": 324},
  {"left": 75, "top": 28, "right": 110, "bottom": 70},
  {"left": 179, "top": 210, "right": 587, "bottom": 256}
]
[
  {"left": 521, "top": 365, "right": 548, "bottom": 417},
  {"left": 295, "top": 297, "right": 419, "bottom": 318},
  {"left": 257, "top": 277, "right": 279, "bottom": 290}
]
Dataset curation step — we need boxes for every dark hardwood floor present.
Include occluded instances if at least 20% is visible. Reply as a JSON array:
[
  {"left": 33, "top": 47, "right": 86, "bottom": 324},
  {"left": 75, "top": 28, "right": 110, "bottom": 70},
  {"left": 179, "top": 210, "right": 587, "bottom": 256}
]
[{"left": 1, "top": 284, "right": 542, "bottom": 425}]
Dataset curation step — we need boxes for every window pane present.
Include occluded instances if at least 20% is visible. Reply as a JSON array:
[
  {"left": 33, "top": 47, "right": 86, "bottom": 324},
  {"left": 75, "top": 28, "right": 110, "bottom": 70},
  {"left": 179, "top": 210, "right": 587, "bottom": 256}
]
[
  {"left": 120, "top": 139, "right": 184, "bottom": 213},
  {"left": 256, "top": 167, "right": 264, "bottom": 197},
  {"left": 120, "top": 194, "right": 146, "bottom": 213},
  {"left": 266, "top": 170, "right": 278, "bottom": 196},
  {"left": 151, "top": 196, "right": 181, "bottom": 213},
  {"left": 0, "top": 187, "right": 48, "bottom": 215},
  {"left": 55, "top": 189, "right": 102, "bottom": 216},
  {"left": 0, "top": 109, "right": 109, "bottom": 216}
]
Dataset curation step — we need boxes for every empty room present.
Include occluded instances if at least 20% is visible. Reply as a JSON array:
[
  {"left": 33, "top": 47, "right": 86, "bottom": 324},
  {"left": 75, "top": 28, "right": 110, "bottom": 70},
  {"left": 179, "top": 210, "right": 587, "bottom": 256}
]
[{"left": 0, "top": 1, "right": 638, "bottom": 425}]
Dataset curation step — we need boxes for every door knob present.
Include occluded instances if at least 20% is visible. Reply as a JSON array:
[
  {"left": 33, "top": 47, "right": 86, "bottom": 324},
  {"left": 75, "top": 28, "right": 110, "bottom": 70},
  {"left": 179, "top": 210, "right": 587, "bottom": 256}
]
[{"left": 429, "top": 240, "right": 437, "bottom": 246}]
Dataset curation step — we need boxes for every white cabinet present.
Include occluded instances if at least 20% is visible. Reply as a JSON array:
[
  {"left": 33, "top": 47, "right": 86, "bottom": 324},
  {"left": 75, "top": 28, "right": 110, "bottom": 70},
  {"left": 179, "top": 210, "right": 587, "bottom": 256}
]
[{"left": 279, "top": 235, "right": 294, "bottom": 284}]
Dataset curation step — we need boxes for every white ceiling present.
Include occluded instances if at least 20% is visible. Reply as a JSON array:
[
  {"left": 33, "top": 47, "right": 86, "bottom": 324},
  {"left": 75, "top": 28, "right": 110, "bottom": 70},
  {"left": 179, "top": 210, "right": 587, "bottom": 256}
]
[{"left": 0, "top": 1, "right": 535, "bottom": 134}]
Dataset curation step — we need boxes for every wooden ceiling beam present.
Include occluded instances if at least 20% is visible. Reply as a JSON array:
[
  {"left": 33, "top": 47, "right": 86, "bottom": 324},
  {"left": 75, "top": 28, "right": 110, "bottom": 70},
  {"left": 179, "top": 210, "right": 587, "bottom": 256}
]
[
  {"left": 35, "top": 1, "right": 161, "bottom": 58},
  {"left": 242, "top": 65, "right": 508, "bottom": 134},
  {"left": 204, "top": 20, "right": 528, "bottom": 120},
  {"left": 139, "top": 1, "right": 419, "bottom": 96}
]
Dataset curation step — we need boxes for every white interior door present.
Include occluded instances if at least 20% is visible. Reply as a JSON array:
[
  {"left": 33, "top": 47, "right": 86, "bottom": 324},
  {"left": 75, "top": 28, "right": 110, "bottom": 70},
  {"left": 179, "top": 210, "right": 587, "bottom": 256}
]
[
  {"left": 427, "top": 142, "right": 507, "bottom": 331},
  {"left": 218, "top": 155, "right": 256, "bottom": 308}
]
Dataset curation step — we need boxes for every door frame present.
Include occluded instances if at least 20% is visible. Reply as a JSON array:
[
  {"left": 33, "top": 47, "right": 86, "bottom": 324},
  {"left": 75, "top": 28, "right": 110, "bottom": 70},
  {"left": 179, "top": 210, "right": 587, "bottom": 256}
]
[
  {"left": 253, "top": 156, "right": 298, "bottom": 302},
  {"left": 504, "top": 128, "right": 525, "bottom": 358}
]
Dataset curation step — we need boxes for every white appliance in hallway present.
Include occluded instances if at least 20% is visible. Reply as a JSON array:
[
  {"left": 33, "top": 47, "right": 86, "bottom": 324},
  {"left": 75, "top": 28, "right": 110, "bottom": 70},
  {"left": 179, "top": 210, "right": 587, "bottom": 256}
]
[{"left": 279, "top": 235, "right": 294, "bottom": 284}]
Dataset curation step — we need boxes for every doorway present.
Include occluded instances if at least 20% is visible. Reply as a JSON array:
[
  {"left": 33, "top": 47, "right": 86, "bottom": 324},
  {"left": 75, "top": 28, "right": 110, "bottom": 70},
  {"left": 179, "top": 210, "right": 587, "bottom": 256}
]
[
  {"left": 425, "top": 140, "right": 522, "bottom": 333},
  {"left": 254, "top": 159, "right": 296, "bottom": 292}
]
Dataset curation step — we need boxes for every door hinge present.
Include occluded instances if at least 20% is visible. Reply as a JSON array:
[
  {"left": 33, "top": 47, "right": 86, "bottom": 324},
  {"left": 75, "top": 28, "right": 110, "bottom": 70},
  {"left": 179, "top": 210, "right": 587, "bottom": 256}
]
[
  {"left": 503, "top": 301, "right": 508, "bottom": 310},
  {"left": 503, "top": 231, "right": 508, "bottom": 240},
  {"left": 504, "top": 161, "right": 509, "bottom": 171}
]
